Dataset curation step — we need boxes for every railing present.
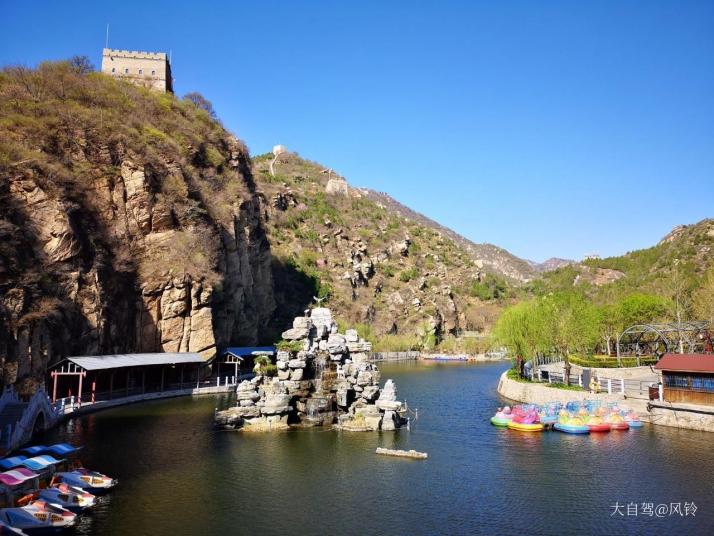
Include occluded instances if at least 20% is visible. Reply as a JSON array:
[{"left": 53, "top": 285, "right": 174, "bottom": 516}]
[
  {"left": 533, "top": 355, "right": 563, "bottom": 367},
  {"left": 536, "top": 369, "right": 657, "bottom": 397},
  {"left": 1, "top": 387, "right": 60, "bottom": 452},
  {"left": 53, "top": 375, "right": 244, "bottom": 416}
]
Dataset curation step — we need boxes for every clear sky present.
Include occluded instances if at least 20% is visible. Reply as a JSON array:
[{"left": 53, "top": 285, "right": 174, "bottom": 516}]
[{"left": 2, "top": 1, "right": 712, "bottom": 262}]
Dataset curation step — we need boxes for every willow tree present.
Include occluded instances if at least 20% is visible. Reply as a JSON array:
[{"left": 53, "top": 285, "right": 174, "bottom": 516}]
[
  {"left": 493, "top": 299, "right": 550, "bottom": 378},
  {"left": 542, "top": 292, "right": 601, "bottom": 384}
]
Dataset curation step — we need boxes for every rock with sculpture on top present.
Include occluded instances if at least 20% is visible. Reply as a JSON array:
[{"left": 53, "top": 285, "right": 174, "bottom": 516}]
[{"left": 214, "top": 307, "right": 407, "bottom": 432}]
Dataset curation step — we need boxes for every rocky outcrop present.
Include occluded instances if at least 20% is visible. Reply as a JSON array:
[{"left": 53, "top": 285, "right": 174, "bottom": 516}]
[
  {"left": 325, "top": 176, "right": 349, "bottom": 196},
  {"left": 215, "top": 308, "right": 408, "bottom": 432},
  {"left": 0, "top": 70, "right": 277, "bottom": 392}
]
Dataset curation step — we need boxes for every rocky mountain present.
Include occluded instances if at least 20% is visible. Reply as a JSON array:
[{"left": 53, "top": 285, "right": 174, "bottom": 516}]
[
  {"left": 0, "top": 61, "right": 277, "bottom": 391},
  {"left": 527, "top": 257, "right": 574, "bottom": 273},
  {"left": 252, "top": 152, "right": 509, "bottom": 349},
  {"left": 532, "top": 219, "right": 714, "bottom": 299},
  {"left": 358, "top": 189, "right": 540, "bottom": 282}
]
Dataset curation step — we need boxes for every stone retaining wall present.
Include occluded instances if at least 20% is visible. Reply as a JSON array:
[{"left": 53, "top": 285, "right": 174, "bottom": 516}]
[{"left": 497, "top": 372, "right": 625, "bottom": 406}]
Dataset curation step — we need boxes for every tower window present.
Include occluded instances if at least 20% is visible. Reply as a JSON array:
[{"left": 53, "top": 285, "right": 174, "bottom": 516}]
[
  {"left": 151, "top": 70, "right": 156, "bottom": 75},
  {"left": 139, "top": 69, "right": 143, "bottom": 75},
  {"left": 111, "top": 67, "right": 115, "bottom": 73},
  {"left": 124, "top": 68, "right": 129, "bottom": 74}
]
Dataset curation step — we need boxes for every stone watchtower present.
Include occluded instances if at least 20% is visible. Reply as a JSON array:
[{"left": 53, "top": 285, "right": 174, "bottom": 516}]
[{"left": 100, "top": 48, "right": 173, "bottom": 93}]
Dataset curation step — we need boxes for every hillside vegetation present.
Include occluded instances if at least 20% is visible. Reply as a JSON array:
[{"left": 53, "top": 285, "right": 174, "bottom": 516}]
[{"left": 251, "top": 152, "right": 513, "bottom": 351}]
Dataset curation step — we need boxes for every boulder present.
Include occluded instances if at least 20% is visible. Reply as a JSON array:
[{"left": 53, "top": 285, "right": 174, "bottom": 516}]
[
  {"left": 356, "top": 370, "right": 373, "bottom": 387},
  {"left": 277, "top": 369, "right": 290, "bottom": 380},
  {"left": 347, "top": 341, "right": 372, "bottom": 353},
  {"left": 361, "top": 385, "right": 380, "bottom": 402},
  {"left": 261, "top": 394, "right": 290, "bottom": 415},
  {"left": 293, "top": 316, "right": 312, "bottom": 330},
  {"left": 281, "top": 327, "right": 310, "bottom": 340},
  {"left": 288, "top": 359, "right": 307, "bottom": 369},
  {"left": 290, "top": 368, "right": 304, "bottom": 381},
  {"left": 327, "top": 333, "right": 346, "bottom": 354},
  {"left": 345, "top": 329, "right": 359, "bottom": 342}
]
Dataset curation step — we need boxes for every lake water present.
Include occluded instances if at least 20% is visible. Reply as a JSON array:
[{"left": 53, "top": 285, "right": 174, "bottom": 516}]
[{"left": 42, "top": 361, "right": 714, "bottom": 535}]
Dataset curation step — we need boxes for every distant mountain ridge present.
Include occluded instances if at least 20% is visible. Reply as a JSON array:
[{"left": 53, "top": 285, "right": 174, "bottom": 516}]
[{"left": 358, "top": 189, "right": 544, "bottom": 282}]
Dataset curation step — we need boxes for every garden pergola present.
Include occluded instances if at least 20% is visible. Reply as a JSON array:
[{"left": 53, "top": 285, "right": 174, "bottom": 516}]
[{"left": 616, "top": 321, "right": 712, "bottom": 365}]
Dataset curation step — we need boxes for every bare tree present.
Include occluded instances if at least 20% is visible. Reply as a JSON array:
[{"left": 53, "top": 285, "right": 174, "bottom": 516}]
[{"left": 69, "top": 56, "right": 95, "bottom": 74}]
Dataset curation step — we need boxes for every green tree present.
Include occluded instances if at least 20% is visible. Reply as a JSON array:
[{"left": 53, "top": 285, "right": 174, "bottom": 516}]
[
  {"left": 616, "top": 293, "right": 670, "bottom": 327},
  {"left": 493, "top": 300, "right": 550, "bottom": 378},
  {"left": 542, "top": 292, "right": 601, "bottom": 384},
  {"left": 693, "top": 268, "right": 714, "bottom": 325}
]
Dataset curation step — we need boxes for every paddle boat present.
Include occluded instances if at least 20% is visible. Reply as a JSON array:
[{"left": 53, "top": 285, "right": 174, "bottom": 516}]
[
  {"left": 584, "top": 414, "right": 610, "bottom": 433},
  {"left": 623, "top": 409, "right": 644, "bottom": 428},
  {"left": 605, "top": 412, "right": 630, "bottom": 431},
  {"left": 553, "top": 411, "right": 590, "bottom": 434},
  {"left": 0, "top": 470, "right": 40, "bottom": 509},
  {"left": 28, "top": 484, "right": 96, "bottom": 514},
  {"left": 0, "top": 500, "right": 76, "bottom": 533},
  {"left": 50, "top": 468, "right": 117, "bottom": 494},
  {"left": 490, "top": 406, "right": 513, "bottom": 427},
  {"left": 538, "top": 404, "right": 559, "bottom": 425},
  {"left": 507, "top": 406, "right": 544, "bottom": 432}
]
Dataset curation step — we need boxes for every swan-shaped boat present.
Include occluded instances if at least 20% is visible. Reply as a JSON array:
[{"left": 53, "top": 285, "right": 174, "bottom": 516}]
[
  {"left": 507, "top": 406, "right": 544, "bottom": 432},
  {"left": 490, "top": 406, "right": 513, "bottom": 427}
]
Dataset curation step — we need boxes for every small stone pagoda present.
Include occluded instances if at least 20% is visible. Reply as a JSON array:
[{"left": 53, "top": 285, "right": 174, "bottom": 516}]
[{"left": 214, "top": 308, "right": 407, "bottom": 431}]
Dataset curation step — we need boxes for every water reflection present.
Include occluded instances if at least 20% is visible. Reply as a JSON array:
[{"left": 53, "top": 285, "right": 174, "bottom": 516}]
[{"left": 39, "top": 362, "right": 714, "bottom": 536}]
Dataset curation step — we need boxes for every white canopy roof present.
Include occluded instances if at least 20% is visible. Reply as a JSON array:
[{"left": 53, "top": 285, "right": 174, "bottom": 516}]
[{"left": 63, "top": 352, "right": 205, "bottom": 371}]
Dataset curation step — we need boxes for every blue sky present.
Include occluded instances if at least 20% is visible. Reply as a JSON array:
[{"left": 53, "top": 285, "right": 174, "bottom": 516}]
[{"left": 2, "top": 1, "right": 712, "bottom": 262}]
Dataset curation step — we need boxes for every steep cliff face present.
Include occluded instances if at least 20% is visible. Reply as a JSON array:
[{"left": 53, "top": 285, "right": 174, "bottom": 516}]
[{"left": 0, "top": 62, "right": 275, "bottom": 391}]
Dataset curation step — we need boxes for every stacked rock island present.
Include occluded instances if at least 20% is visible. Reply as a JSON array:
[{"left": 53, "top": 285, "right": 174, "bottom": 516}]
[{"left": 214, "top": 308, "right": 408, "bottom": 431}]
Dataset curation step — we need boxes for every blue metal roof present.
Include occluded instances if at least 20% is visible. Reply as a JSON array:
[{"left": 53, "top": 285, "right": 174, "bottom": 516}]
[{"left": 224, "top": 347, "right": 275, "bottom": 357}]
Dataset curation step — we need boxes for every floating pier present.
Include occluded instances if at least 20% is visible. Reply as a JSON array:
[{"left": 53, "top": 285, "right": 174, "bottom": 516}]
[{"left": 375, "top": 447, "right": 428, "bottom": 459}]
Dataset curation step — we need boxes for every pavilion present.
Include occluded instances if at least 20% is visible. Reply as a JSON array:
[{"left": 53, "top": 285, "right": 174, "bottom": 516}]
[{"left": 48, "top": 352, "right": 207, "bottom": 406}]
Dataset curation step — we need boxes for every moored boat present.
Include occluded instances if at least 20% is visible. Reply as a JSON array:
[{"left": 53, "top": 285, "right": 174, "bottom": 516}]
[
  {"left": 554, "top": 423, "right": 590, "bottom": 434},
  {"left": 37, "top": 484, "right": 96, "bottom": 513},
  {"left": 554, "top": 412, "right": 590, "bottom": 434},
  {"left": 51, "top": 468, "right": 117, "bottom": 494},
  {"left": 507, "top": 405, "right": 544, "bottom": 431},
  {"left": 584, "top": 414, "right": 610, "bottom": 433},
  {"left": 490, "top": 406, "right": 513, "bottom": 427},
  {"left": 507, "top": 421, "right": 544, "bottom": 432},
  {"left": 0, "top": 500, "right": 76, "bottom": 533}
]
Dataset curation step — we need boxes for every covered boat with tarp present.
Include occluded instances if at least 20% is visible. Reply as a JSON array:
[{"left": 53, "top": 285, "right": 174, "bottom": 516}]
[{"left": 20, "top": 444, "right": 80, "bottom": 458}]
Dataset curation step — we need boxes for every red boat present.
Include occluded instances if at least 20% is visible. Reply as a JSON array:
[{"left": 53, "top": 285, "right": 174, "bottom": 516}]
[
  {"left": 588, "top": 423, "right": 611, "bottom": 433},
  {"left": 610, "top": 422, "right": 630, "bottom": 431}
]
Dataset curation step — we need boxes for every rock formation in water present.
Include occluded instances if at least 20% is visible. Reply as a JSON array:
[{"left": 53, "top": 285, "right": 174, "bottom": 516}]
[{"left": 214, "top": 308, "right": 408, "bottom": 431}]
